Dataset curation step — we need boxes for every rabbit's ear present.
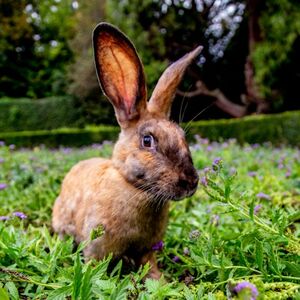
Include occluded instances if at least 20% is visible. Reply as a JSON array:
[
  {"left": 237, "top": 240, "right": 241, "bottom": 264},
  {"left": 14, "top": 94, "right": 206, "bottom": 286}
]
[
  {"left": 93, "top": 23, "right": 147, "bottom": 127},
  {"left": 148, "top": 46, "right": 203, "bottom": 118}
]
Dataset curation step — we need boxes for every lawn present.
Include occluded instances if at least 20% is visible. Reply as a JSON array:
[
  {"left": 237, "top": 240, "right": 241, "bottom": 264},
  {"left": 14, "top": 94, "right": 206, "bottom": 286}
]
[{"left": 0, "top": 138, "right": 299, "bottom": 299}]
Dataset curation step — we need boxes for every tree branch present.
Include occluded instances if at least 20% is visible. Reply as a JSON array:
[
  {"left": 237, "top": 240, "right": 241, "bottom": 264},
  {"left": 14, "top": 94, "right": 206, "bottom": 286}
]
[{"left": 177, "top": 80, "right": 247, "bottom": 118}]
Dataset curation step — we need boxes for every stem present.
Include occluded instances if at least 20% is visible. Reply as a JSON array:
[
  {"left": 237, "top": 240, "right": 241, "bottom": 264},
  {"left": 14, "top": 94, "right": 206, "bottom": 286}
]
[
  {"left": 20, "top": 278, "right": 61, "bottom": 289},
  {"left": 272, "top": 275, "right": 300, "bottom": 282},
  {"left": 227, "top": 200, "right": 300, "bottom": 252},
  {"left": 227, "top": 201, "right": 278, "bottom": 234}
]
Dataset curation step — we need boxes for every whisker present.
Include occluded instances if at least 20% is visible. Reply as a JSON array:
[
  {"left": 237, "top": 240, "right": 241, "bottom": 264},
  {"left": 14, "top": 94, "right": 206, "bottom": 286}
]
[
  {"left": 179, "top": 84, "right": 193, "bottom": 124},
  {"left": 183, "top": 103, "right": 214, "bottom": 134}
]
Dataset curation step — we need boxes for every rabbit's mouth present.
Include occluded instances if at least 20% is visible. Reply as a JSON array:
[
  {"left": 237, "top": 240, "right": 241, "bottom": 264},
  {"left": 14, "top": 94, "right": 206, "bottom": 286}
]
[{"left": 172, "top": 184, "right": 198, "bottom": 201}]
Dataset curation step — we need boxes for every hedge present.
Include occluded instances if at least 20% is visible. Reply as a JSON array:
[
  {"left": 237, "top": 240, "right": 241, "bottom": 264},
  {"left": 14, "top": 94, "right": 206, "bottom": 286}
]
[
  {"left": 0, "top": 97, "right": 82, "bottom": 132},
  {"left": 0, "top": 126, "right": 120, "bottom": 148},
  {"left": 0, "top": 111, "right": 299, "bottom": 147},
  {"left": 187, "top": 110, "right": 300, "bottom": 146}
]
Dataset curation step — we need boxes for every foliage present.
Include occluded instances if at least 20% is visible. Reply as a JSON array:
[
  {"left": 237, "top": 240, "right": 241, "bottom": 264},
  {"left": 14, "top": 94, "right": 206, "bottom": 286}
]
[
  {"left": 252, "top": 0, "right": 300, "bottom": 103},
  {"left": 0, "top": 110, "right": 300, "bottom": 147},
  {"left": 0, "top": 0, "right": 76, "bottom": 98},
  {"left": 0, "top": 126, "right": 119, "bottom": 148},
  {"left": 66, "top": 0, "right": 116, "bottom": 125},
  {"left": 0, "top": 97, "right": 83, "bottom": 132},
  {"left": 188, "top": 110, "right": 300, "bottom": 146},
  {"left": 0, "top": 140, "right": 299, "bottom": 298},
  {"left": 106, "top": 0, "right": 248, "bottom": 120}
]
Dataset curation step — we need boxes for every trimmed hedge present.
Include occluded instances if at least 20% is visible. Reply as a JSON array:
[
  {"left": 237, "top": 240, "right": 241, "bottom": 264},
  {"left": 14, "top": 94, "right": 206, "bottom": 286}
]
[
  {"left": 0, "top": 126, "right": 119, "bottom": 147},
  {"left": 0, "top": 97, "right": 82, "bottom": 132},
  {"left": 188, "top": 110, "right": 300, "bottom": 146},
  {"left": 0, "top": 111, "right": 299, "bottom": 147}
]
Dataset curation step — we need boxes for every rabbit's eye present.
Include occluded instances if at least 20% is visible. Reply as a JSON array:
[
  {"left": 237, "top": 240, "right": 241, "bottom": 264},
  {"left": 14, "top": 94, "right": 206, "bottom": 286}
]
[{"left": 142, "top": 135, "right": 154, "bottom": 148}]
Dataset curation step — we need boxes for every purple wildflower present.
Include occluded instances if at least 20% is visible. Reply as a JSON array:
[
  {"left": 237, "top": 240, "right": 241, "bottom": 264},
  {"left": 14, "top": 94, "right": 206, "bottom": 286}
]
[
  {"left": 9, "top": 144, "right": 16, "bottom": 150},
  {"left": 61, "top": 147, "right": 72, "bottom": 154},
  {"left": 222, "top": 142, "right": 229, "bottom": 148},
  {"left": 184, "top": 275, "right": 194, "bottom": 285},
  {"left": 200, "top": 177, "right": 208, "bottom": 187},
  {"left": 0, "top": 141, "right": 5, "bottom": 147},
  {"left": 172, "top": 256, "right": 180, "bottom": 263},
  {"left": 285, "top": 169, "right": 291, "bottom": 178},
  {"left": 183, "top": 247, "right": 190, "bottom": 256},
  {"left": 248, "top": 171, "right": 257, "bottom": 177},
  {"left": 0, "top": 183, "right": 7, "bottom": 190},
  {"left": 211, "top": 214, "right": 220, "bottom": 226},
  {"left": 254, "top": 204, "right": 262, "bottom": 215},
  {"left": 0, "top": 158, "right": 4, "bottom": 164},
  {"left": 229, "top": 167, "right": 237, "bottom": 176},
  {"left": 189, "top": 229, "right": 200, "bottom": 240},
  {"left": 13, "top": 212, "right": 27, "bottom": 219},
  {"left": 204, "top": 167, "right": 211, "bottom": 174},
  {"left": 213, "top": 157, "right": 222, "bottom": 165},
  {"left": 0, "top": 216, "right": 10, "bottom": 221},
  {"left": 212, "top": 157, "right": 222, "bottom": 171},
  {"left": 256, "top": 192, "right": 271, "bottom": 201},
  {"left": 152, "top": 240, "right": 164, "bottom": 251},
  {"left": 207, "top": 145, "right": 213, "bottom": 152},
  {"left": 233, "top": 281, "right": 259, "bottom": 300}
]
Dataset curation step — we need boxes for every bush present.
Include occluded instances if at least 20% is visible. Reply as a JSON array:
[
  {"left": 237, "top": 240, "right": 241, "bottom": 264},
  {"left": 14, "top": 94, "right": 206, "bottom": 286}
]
[
  {"left": 0, "top": 111, "right": 299, "bottom": 147},
  {"left": 0, "top": 97, "right": 83, "bottom": 132},
  {"left": 188, "top": 110, "right": 300, "bottom": 146},
  {"left": 0, "top": 126, "right": 119, "bottom": 147}
]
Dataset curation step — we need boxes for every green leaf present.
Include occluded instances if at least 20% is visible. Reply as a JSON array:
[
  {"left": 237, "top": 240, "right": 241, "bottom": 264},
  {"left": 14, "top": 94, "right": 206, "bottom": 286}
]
[
  {"left": 183, "top": 286, "right": 196, "bottom": 300},
  {"left": 72, "top": 253, "right": 83, "bottom": 300},
  {"left": 0, "top": 288, "right": 10, "bottom": 300},
  {"left": 144, "top": 278, "right": 160, "bottom": 293},
  {"left": 93, "top": 279, "right": 115, "bottom": 294},
  {"left": 90, "top": 254, "right": 112, "bottom": 281},
  {"left": 110, "top": 277, "right": 131, "bottom": 300},
  {"left": 48, "top": 285, "right": 72, "bottom": 300},
  {"left": 110, "top": 260, "right": 122, "bottom": 278},
  {"left": 284, "top": 262, "right": 300, "bottom": 277},
  {"left": 4, "top": 282, "right": 19, "bottom": 300},
  {"left": 80, "top": 264, "right": 92, "bottom": 300},
  {"left": 255, "top": 239, "right": 264, "bottom": 271}
]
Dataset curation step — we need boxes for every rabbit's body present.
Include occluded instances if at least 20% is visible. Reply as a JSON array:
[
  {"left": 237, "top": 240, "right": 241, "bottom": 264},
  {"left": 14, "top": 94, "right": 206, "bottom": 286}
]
[
  {"left": 53, "top": 156, "right": 169, "bottom": 261},
  {"left": 52, "top": 23, "right": 202, "bottom": 279}
]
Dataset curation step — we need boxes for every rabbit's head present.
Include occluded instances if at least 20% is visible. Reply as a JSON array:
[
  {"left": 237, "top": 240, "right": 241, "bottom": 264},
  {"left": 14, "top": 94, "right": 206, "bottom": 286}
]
[{"left": 93, "top": 23, "right": 201, "bottom": 201}]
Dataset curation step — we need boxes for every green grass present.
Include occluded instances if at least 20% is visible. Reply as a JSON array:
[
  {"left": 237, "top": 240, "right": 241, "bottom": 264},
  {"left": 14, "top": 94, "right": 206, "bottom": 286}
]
[{"left": 0, "top": 139, "right": 299, "bottom": 299}]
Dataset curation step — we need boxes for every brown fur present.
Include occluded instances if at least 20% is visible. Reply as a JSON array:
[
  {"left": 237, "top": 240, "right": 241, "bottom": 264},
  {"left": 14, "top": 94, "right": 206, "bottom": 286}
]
[{"left": 52, "top": 22, "right": 201, "bottom": 279}]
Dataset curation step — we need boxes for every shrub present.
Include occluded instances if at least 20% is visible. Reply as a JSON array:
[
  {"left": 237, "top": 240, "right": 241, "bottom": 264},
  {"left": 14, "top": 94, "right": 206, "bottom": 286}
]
[
  {"left": 0, "top": 126, "right": 119, "bottom": 147},
  {"left": 187, "top": 110, "right": 300, "bottom": 146},
  {"left": 0, "top": 111, "right": 299, "bottom": 147},
  {"left": 0, "top": 97, "right": 83, "bottom": 132}
]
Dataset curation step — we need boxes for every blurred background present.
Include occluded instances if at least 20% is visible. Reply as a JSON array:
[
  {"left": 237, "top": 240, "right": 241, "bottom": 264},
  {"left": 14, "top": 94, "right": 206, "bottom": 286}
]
[{"left": 0, "top": 0, "right": 300, "bottom": 144}]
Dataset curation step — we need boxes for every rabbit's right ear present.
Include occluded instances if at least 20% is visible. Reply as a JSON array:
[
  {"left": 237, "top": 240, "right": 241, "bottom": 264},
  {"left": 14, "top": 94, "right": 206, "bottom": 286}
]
[{"left": 93, "top": 23, "right": 147, "bottom": 128}]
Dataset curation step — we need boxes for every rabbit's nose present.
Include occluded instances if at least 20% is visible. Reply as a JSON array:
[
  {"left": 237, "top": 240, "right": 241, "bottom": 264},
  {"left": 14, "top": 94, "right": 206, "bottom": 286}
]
[
  {"left": 190, "top": 175, "right": 199, "bottom": 190},
  {"left": 178, "top": 172, "right": 199, "bottom": 191}
]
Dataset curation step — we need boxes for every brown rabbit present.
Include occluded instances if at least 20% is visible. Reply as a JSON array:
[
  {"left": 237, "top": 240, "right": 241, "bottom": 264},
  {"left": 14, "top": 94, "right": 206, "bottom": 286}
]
[{"left": 52, "top": 23, "right": 202, "bottom": 279}]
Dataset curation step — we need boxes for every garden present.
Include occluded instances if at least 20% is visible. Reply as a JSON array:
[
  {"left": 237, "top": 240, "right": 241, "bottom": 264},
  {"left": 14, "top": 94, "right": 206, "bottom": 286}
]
[
  {"left": 0, "top": 137, "right": 299, "bottom": 299},
  {"left": 1, "top": 0, "right": 300, "bottom": 299}
]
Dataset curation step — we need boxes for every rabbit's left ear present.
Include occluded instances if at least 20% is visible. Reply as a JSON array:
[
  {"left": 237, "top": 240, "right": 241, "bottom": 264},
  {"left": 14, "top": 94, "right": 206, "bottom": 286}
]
[
  {"left": 148, "top": 46, "right": 203, "bottom": 118},
  {"left": 93, "top": 23, "right": 147, "bottom": 127}
]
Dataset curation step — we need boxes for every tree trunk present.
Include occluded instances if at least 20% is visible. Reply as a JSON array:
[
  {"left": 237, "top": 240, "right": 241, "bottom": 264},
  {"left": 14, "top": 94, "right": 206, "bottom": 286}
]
[{"left": 245, "top": 0, "right": 269, "bottom": 113}]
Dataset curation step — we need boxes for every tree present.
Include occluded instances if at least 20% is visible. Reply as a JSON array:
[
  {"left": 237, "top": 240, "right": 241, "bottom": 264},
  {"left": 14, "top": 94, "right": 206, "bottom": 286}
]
[
  {"left": 252, "top": 0, "right": 300, "bottom": 111},
  {"left": 67, "top": 0, "right": 117, "bottom": 124},
  {"left": 0, "top": 0, "right": 36, "bottom": 97},
  {"left": 107, "top": 0, "right": 247, "bottom": 120},
  {"left": 105, "top": 0, "right": 300, "bottom": 120},
  {"left": 0, "top": 0, "right": 76, "bottom": 98}
]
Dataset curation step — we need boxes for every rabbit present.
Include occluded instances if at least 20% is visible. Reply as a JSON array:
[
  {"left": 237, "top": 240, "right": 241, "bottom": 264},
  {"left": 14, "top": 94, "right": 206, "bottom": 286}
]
[{"left": 52, "top": 22, "right": 202, "bottom": 279}]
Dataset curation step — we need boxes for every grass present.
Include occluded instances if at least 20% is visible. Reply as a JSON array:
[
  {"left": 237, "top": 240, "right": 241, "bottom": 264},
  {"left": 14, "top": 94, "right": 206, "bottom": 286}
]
[{"left": 0, "top": 138, "right": 299, "bottom": 299}]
